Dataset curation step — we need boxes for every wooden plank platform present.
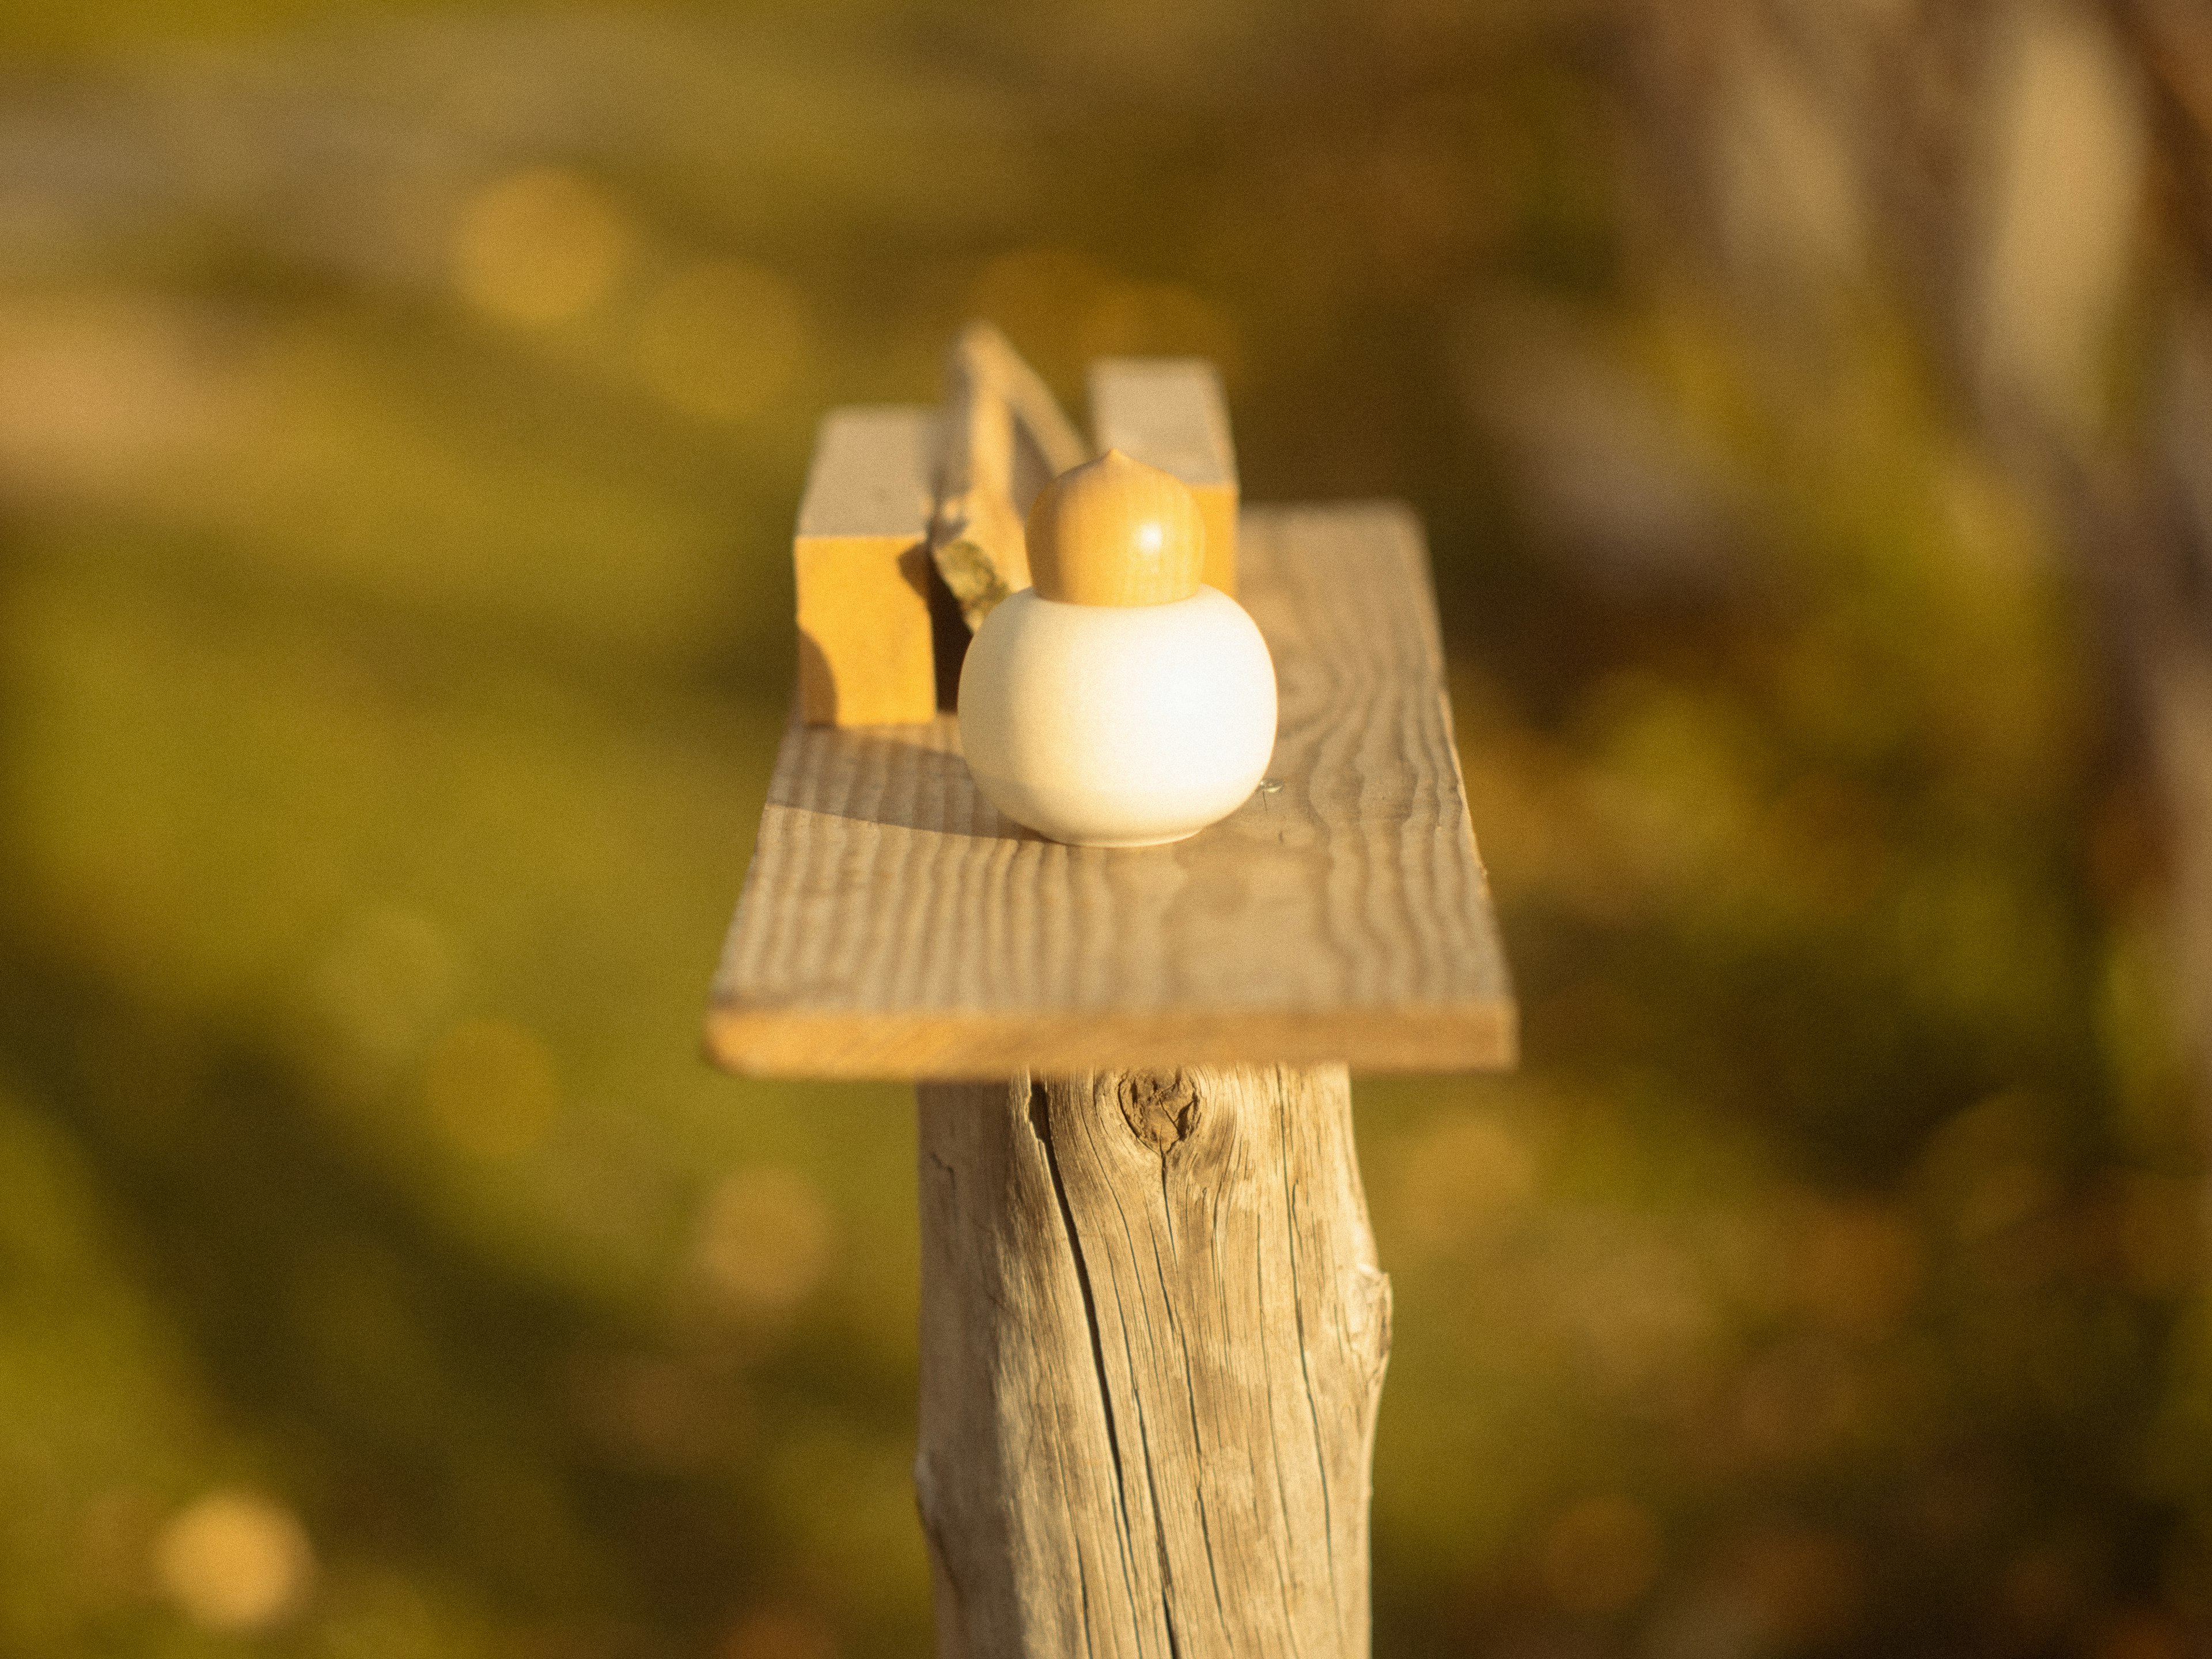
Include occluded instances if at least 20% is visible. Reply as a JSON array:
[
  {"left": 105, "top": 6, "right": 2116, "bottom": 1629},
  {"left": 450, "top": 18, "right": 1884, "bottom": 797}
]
[{"left": 707, "top": 493, "right": 1516, "bottom": 1079}]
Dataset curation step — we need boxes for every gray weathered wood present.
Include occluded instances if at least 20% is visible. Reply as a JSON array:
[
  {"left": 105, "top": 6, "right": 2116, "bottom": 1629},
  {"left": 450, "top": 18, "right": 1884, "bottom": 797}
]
[
  {"left": 709, "top": 499, "right": 1516, "bottom": 1078},
  {"left": 916, "top": 1065, "right": 1389, "bottom": 1659}
]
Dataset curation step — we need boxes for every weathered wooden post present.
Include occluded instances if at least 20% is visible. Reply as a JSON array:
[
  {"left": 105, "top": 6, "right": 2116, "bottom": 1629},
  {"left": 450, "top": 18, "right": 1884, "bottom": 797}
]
[{"left": 706, "top": 329, "right": 1514, "bottom": 1657}]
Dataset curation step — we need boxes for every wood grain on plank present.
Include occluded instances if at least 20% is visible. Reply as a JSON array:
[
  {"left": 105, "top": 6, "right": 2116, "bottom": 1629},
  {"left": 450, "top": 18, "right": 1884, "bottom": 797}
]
[
  {"left": 709, "top": 501, "right": 1515, "bottom": 1078},
  {"left": 1089, "top": 358, "right": 1239, "bottom": 596},
  {"left": 916, "top": 1065, "right": 1388, "bottom": 1659},
  {"left": 794, "top": 406, "right": 938, "bottom": 726}
]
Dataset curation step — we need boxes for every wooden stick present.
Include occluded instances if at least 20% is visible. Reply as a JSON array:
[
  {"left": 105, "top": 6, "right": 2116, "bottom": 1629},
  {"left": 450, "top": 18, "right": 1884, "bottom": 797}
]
[
  {"left": 963, "top": 319, "right": 1090, "bottom": 480},
  {"left": 916, "top": 1066, "right": 1389, "bottom": 1658},
  {"left": 930, "top": 323, "right": 1091, "bottom": 632}
]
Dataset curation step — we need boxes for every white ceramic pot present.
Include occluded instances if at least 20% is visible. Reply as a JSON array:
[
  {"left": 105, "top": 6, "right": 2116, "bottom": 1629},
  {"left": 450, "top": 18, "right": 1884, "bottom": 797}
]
[{"left": 957, "top": 585, "right": 1277, "bottom": 847}]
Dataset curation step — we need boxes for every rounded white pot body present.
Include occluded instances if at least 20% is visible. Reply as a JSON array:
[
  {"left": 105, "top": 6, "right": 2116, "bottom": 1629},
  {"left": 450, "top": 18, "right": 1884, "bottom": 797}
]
[{"left": 957, "top": 586, "right": 1278, "bottom": 847}]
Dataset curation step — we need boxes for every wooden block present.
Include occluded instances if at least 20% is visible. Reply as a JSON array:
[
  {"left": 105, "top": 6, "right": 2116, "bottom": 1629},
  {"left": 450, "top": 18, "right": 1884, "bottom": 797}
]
[
  {"left": 1088, "top": 358, "right": 1239, "bottom": 596},
  {"left": 794, "top": 406, "right": 938, "bottom": 726},
  {"left": 708, "top": 501, "right": 1516, "bottom": 1077}
]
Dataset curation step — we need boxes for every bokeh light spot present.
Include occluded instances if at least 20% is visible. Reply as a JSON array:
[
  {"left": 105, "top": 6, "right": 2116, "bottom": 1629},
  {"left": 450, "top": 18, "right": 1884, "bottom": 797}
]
[
  {"left": 153, "top": 1490, "right": 315, "bottom": 1634},
  {"left": 692, "top": 1166, "right": 834, "bottom": 1319},
  {"left": 0, "top": 297, "right": 238, "bottom": 494},
  {"left": 453, "top": 166, "right": 631, "bottom": 326}
]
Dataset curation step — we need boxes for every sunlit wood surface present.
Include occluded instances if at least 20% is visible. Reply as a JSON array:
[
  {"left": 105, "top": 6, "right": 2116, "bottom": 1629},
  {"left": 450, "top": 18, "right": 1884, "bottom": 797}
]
[{"left": 709, "top": 486, "right": 1516, "bottom": 1078}]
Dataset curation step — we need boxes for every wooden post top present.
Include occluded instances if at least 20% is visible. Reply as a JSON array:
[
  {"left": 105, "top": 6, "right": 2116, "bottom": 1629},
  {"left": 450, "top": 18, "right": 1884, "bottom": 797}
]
[{"left": 708, "top": 414, "right": 1517, "bottom": 1079}]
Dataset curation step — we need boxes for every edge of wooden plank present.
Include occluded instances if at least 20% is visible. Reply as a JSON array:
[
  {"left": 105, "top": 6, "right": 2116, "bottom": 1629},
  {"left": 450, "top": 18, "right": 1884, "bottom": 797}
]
[{"left": 704, "top": 999, "right": 1518, "bottom": 1081}]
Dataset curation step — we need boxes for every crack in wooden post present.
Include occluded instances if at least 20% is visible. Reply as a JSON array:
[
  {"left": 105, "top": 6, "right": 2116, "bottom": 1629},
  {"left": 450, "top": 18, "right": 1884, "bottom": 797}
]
[
  {"left": 918, "top": 1066, "right": 1389, "bottom": 1658},
  {"left": 1028, "top": 1081, "right": 1138, "bottom": 1543}
]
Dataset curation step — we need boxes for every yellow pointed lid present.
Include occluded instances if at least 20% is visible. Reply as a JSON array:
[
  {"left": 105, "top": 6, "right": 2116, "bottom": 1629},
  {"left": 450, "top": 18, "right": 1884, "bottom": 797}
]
[{"left": 1025, "top": 448, "right": 1206, "bottom": 606}]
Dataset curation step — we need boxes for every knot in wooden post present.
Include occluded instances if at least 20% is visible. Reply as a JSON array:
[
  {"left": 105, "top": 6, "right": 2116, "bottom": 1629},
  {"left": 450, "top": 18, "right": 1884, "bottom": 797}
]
[{"left": 1116, "top": 1071, "right": 1201, "bottom": 1155}]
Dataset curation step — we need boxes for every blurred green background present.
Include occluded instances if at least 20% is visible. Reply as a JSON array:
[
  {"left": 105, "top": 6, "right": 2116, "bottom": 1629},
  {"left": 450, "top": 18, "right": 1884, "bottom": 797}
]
[{"left": 4, "top": 2, "right": 2211, "bottom": 1655}]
